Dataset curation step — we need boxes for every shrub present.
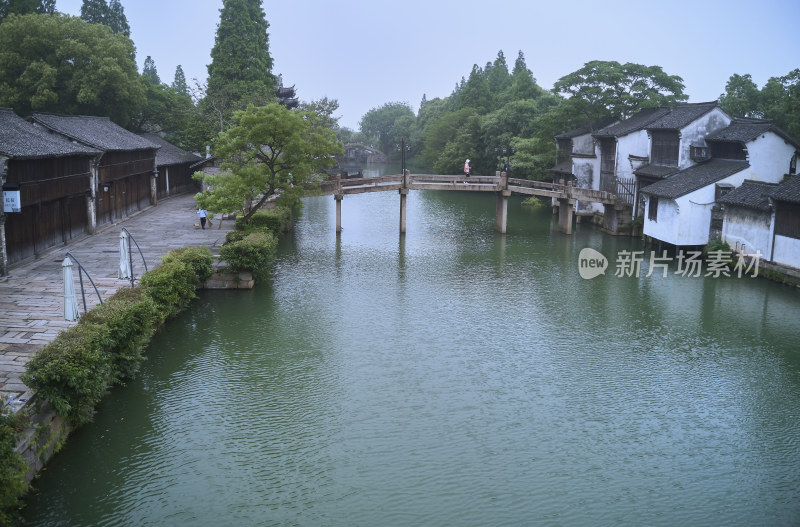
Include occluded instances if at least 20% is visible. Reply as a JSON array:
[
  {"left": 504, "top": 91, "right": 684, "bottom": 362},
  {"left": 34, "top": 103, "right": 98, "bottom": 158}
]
[
  {"left": 234, "top": 206, "right": 291, "bottom": 235},
  {"left": 162, "top": 246, "right": 214, "bottom": 283},
  {"left": 21, "top": 323, "right": 112, "bottom": 426},
  {"left": 220, "top": 231, "right": 277, "bottom": 280},
  {"left": 0, "top": 412, "right": 29, "bottom": 525},
  {"left": 139, "top": 260, "right": 198, "bottom": 320},
  {"left": 80, "top": 288, "right": 158, "bottom": 384}
]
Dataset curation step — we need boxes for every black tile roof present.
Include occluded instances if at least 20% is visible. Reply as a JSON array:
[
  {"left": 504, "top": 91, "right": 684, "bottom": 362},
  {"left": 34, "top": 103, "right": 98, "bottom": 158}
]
[
  {"left": 633, "top": 164, "right": 679, "bottom": 179},
  {"left": 645, "top": 101, "right": 720, "bottom": 130},
  {"left": 593, "top": 107, "right": 671, "bottom": 138},
  {"left": 705, "top": 117, "right": 800, "bottom": 150},
  {"left": 770, "top": 174, "right": 800, "bottom": 205},
  {"left": 554, "top": 119, "right": 614, "bottom": 139},
  {"left": 640, "top": 159, "right": 749, "bottom": 199},
  {"left": 718, "top": 180, "right": 776, "bottom": 212},
  {"left": 29, "top": 113, "right": 158, "bottom": 152},
  {"left": 140, "top": 133, "right": 202, "bottom": 167},
  {"left": 0, "top": 108, "right": 100, "bottom": 159}
]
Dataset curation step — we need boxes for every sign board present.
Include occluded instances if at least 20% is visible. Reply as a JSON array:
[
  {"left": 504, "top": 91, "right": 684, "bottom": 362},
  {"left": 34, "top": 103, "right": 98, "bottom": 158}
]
[{"left": 3, "top": 189, "right": 21, "bottom": 213}]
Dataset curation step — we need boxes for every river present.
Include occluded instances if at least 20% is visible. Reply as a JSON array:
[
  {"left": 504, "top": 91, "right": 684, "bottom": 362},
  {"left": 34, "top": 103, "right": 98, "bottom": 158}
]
[{"left": 19, "top": 184, "right": 800, "bottom": 526}]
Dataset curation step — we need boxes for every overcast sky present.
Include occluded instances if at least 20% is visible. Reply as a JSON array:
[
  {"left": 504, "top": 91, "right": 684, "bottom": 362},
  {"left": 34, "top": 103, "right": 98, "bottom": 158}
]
[{"left": 56, "top": 0, "right": 799, "bottom": 130}]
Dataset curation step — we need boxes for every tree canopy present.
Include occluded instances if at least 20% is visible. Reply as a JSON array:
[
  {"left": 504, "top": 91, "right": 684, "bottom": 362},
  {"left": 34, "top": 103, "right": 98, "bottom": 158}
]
[
  {"left": 720, "top": 69, "right": 800, "bottom": 139},
  {"left": 195, "top": 103, "right": 342, "bottom": 220},
  {"left": 0, "top": 13, "right": 145, "bottom": 125},
  {"left": 359, "top": 102, "right": 415, "bottom": 156},
  {"left": 553, "top": 60, "right": 688, "bottom": 122},
  {"left": 0, "top": 0, "right": 54, "bottom": 20},
  {"left": 205, "top": 0, "right": 276, "bottom": 131},
  {"left": 79, "top": 0, "right": 129, "bottom": 36}
]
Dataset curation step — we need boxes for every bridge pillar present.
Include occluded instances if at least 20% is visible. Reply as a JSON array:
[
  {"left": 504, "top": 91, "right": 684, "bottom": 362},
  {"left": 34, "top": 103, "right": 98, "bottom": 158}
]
[
  {"left": 334, "top": 193, "right": 343, "bottom": 233},
  {"left": 495, "top": 189, "right": 511, "bottom": 234},
  {"left": 557, "top": 198, "right": 575, "bottom": 234},
  {"left": 399, "top": 188, "right": 409, "bottom": 233}
]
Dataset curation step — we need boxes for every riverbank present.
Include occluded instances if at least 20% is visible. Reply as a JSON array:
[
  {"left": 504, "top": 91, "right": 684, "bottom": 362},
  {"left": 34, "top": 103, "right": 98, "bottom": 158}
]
[{"left": 0, "top": 193, "right": 233, "bottom": 411}]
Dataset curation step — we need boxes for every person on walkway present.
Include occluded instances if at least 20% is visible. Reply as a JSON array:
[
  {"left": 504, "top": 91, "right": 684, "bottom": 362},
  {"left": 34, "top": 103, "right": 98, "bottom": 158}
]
[
  {"left": 503, "top": 159, "right": 509, "bottom": 176},
  {"left": 464, "top": 159, "right": 471, "bottom": 178},
  {"left": 197, "top": 208, "right": 208, "bottom": 229}
]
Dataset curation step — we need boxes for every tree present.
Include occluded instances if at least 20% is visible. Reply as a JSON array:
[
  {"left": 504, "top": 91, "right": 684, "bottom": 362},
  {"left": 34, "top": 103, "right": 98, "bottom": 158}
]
[
  {"left": 553, "top": 60, "right": 688, "bottom": 122},
  {"left": 359, "top": 101, "right": 415, "bottom": 156},
  {"left": 172, "top": 65, "right": 188, "bottom": 95},
  {"left": 510, "top": 50, "right": 543, "bottom": 101},
  {"left": 0, "top": 0, "right": 54, "bottom": 20},
  {"left": 79, "top": 0, "right": 106, "bottom": 24},
  {"left": 105, "top": 0, "right": 129, "bottom": 36},
  {"left": 142, "top": 56, "right": 160, "bottom": 85},
  {"left": 719, "top": 73, "right": 762, "bottom": 118},
  {"left": 195, "top": 103, "right": 342, "bottom": 221},
  {"left": 0, "top": 13, "right": 145, "bottom": 125},
  {"left": 206, "top": 0, "right": 276, "bottom": 130}
]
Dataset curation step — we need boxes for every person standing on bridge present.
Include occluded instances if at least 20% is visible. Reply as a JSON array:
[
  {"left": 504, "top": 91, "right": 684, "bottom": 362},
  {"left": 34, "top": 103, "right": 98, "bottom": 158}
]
[
  {"left": 503, "top": 159, "right": 509, "bottom": 175},
  {"left": 464, "top": 159, "right": 471, "bottom": 178}
]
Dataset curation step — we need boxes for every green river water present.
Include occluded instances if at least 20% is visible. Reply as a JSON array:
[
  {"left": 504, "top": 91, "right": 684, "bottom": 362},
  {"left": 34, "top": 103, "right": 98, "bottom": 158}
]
[{"left": 19, "top": 186, "right": 800, "bottom": 526}]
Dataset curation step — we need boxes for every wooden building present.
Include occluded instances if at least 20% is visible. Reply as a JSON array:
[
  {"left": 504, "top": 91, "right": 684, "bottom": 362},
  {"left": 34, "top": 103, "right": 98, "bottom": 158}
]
[
  {"left": 1, "top": 108, "right": 100, "bottom": 275},
  {"left": 139, "top": 133, "right": 204, "bottom": 199},
  {"left": 29, "top": 113, "right": 159, "bottom": 229}
]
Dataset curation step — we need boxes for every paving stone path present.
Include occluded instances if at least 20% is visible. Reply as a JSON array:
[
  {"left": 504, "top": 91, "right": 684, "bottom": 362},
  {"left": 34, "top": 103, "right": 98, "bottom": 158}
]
[{"left": 0, "top": 193, "right": 233, "bottom": 408}]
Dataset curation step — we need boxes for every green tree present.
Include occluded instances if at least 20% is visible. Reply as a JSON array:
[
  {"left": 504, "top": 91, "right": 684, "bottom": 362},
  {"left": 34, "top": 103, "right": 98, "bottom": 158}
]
[
  {"left": 510, "top": 50, "right": 543, "bottom": 101},
  {"left": 459, "top": 64, "right": 491, "bottom": 113},
  {"left": 0, "top": 13, "right": 145, "bottom": 125},
  {"left": 719, "top": 73, "right": 762, "bottom": 118},
  {"left": 0, "top": 0, "right": 54, "bottom": 20},
  {"left": 195, "top": 103, "right": 342, "bottom": 221},
  {"left": 553, "top": 60, "right": 688, "bottom": 122},
  {"left": 359, "top": 101, "right": 415, "bottom": 156},
  {"left": 172, "top": 64, "right": 188, "bottom": 95},
  {"left": 79, "top": 0, "right": 106, "bottom": 24},
  {"left": 142, "top": 55, "right": 160, "bottom": 85},
  {"left": 206, "top": 0, "right": 276, "bottom": 130},
  {"left": 105, "top": 0, "right": 129, "bottom": 36}
]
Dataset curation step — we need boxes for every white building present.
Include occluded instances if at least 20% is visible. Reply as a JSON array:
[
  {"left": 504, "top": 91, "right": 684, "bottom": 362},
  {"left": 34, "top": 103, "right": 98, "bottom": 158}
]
[{"left": 642, "top": 118, "right": 800, "bottom": 248}]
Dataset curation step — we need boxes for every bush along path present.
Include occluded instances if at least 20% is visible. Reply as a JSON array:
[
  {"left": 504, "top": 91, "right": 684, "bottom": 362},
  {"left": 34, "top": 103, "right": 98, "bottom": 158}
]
[{"left": 0, "top": 205, "right": 293, "bottom": 524}]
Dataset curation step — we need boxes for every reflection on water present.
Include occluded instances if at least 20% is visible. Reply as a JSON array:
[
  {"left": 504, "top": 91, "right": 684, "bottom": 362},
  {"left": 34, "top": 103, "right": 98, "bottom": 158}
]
[{"left": 21, "top": 191, "right": 800, "bottom": 527}]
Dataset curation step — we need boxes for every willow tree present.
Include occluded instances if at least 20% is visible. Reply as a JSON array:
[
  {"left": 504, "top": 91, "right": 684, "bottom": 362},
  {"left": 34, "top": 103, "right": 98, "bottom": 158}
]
[
  {"left": 195, "top": 103, "right": 342, "bottom": 221},
  {"left": 205, "top": 0, "right": 276, "bottom": 131}
]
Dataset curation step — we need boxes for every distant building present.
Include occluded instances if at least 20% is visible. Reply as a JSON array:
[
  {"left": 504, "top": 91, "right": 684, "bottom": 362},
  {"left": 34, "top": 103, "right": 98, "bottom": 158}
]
[{"left": 139, "top": 133, "right": 205, "bottom": 199}]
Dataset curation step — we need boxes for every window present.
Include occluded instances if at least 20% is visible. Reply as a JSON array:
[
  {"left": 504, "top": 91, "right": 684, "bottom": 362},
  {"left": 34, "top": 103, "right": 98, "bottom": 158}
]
[
  {"left": 775, "top": 201, "right": 800, "bottom": 239},
  {"left": 710, "top": 142, "right": 746, "bottom": 160},
  {"left": 790, "top": 153, "right": 797, "bottom": 175},
  {"left": 651, "top": 131, "right": 679, "bottom": 166},
  {"left": 599, "top": 138, "right": 616, "bottom": 193},
  {"left": 648, "top": 196, "right": 659, "bottom": 222}
]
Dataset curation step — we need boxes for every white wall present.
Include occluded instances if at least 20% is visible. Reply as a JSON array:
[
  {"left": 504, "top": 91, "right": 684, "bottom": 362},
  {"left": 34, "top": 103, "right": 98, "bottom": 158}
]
[
  {"left": 678, "top": 108, "right": 731, "bottom": 169},
  {"left": 773, "top": 235, "right": 800, "bottom": 270},
  {"left": 744, "top": 132, "right": 797, "bottom": 180},
  {"left": 615, "top": 131, "right": 650, "bottom": 180},
  {"left": 572, "top": 133, "right": 594, "bottom": 155},
  {"left": 643, "top": 170, "right": 753, "bottom": 246},
  {"left": 722, "top": 207, "right": 772, "bottom": 257}
]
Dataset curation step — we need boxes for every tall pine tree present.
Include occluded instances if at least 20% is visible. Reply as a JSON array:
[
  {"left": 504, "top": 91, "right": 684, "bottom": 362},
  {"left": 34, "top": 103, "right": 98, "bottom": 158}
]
[
  {"left": 80, "top": 0, "right": 129, "bottom": 36},
  {"left": 172, "top": 65, "right": 188, "bottom": 95},
  {"left": 205, "top": 0, "right": 276, "bottom": 129},
  {"left": 0, "top": 0, "right": 54, "bottom": 20},
  {"left": 142, "top": 55, "right": 160, "bottom": 85}
]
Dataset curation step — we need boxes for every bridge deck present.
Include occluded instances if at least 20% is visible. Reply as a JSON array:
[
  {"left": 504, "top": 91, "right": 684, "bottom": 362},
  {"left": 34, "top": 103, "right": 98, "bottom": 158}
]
[{"left": 320, "top": 173, "right": 616, "bottom": 205}]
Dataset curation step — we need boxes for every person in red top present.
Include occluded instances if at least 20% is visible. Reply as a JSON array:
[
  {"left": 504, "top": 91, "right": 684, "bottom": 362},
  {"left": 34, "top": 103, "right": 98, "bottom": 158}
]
[{"left": 464, "top": 159, "right": 471, "bottom": 178}]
